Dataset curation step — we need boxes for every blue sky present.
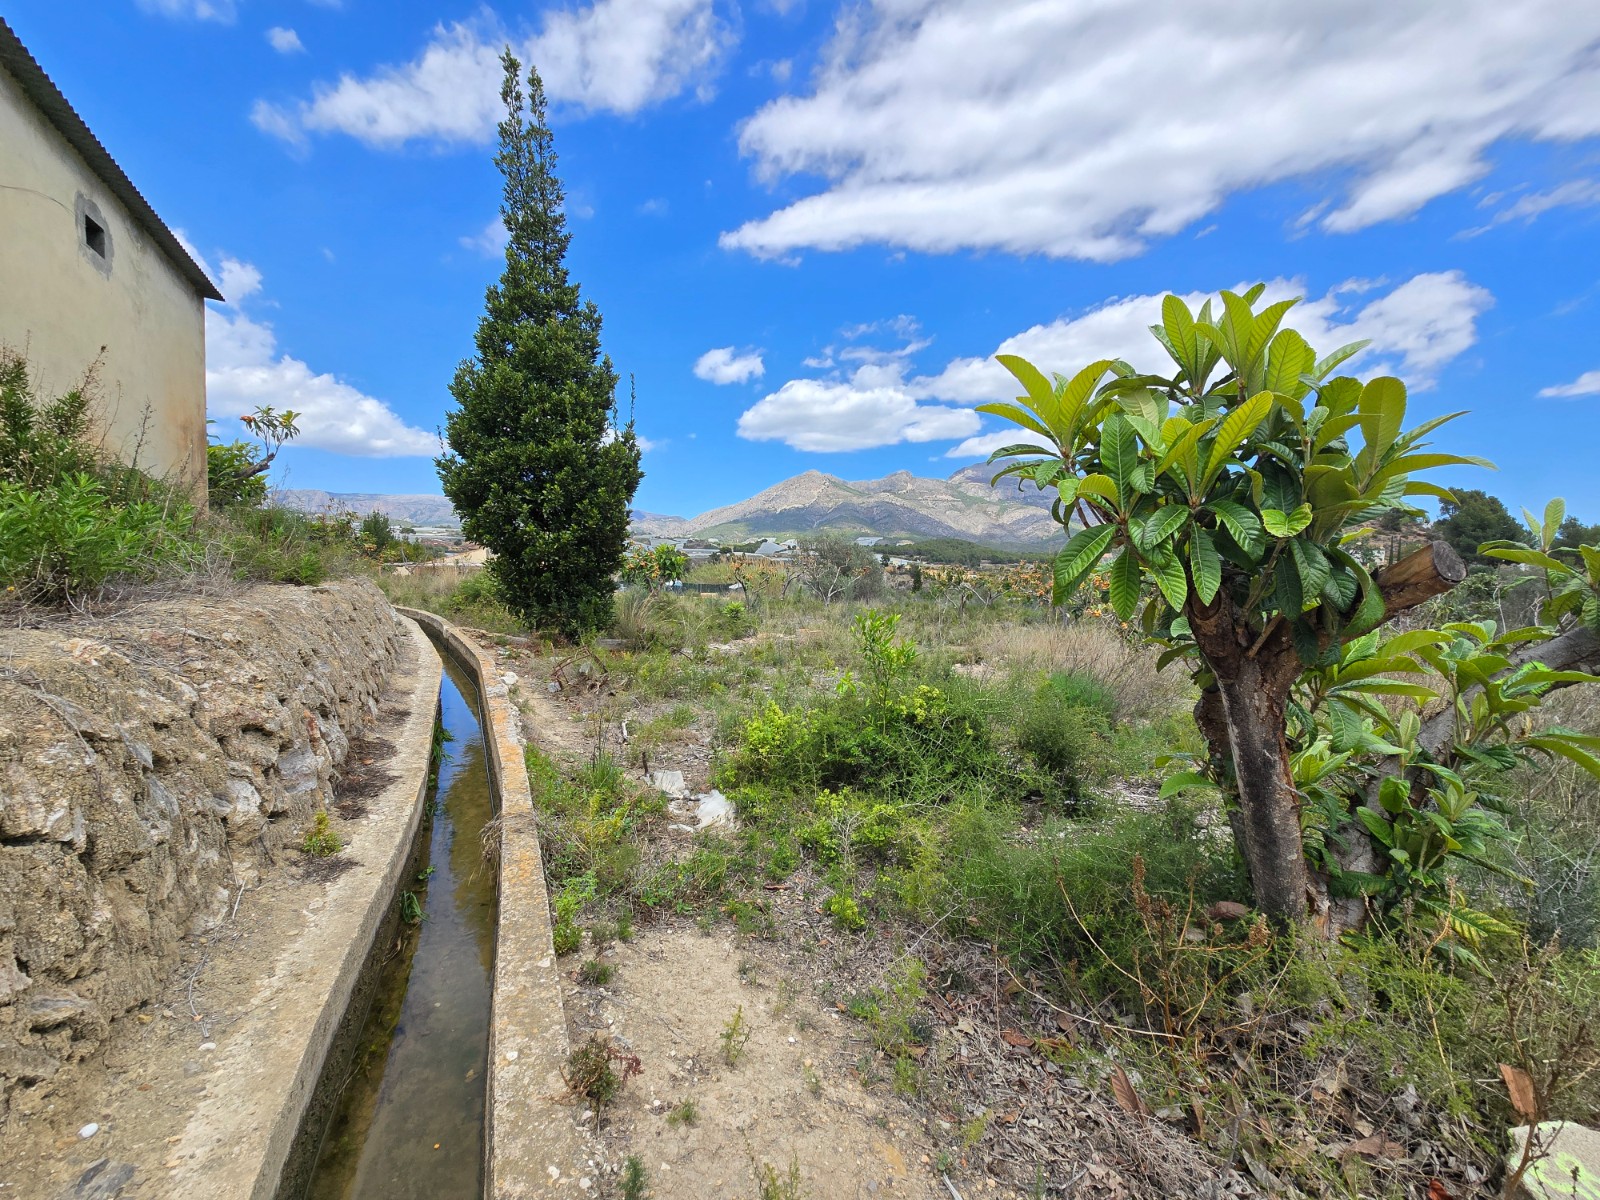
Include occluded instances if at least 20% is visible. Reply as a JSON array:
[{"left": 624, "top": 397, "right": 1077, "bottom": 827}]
[{"left": 9, "top": 1, "right": 1600, "bottom": 521}]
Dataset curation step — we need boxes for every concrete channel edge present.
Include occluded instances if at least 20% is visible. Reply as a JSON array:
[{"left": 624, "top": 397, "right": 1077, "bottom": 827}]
[
  {"left": 396, "top": 607, "right": 587, "bottom": 1198},
  {"left": 165, "top": 615, "right": 442, "bottom": 1199}
]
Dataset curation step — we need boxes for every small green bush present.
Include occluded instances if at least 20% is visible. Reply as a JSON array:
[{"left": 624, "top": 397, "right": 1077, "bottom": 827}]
[
  {"left": 561, "top": 1033, "right": 640, "bottom": 1106},
  {"left": 1016, "top": 681, "right": 1114, "bottom": 805},
  {"left": 1040, "top": 670, "right": 1119, "bottom": 721},
  {"left": 824, "top": 891, "right": 866, "bottom": 931},
  {"left": 301, "top": 811, "right": 343, "bottom": 857},
  {"left": 0, "top": 474, "right": 194, "bottom": 602},
  {"left": 206, "top": 439, "right": 268, "bottom": 508}
]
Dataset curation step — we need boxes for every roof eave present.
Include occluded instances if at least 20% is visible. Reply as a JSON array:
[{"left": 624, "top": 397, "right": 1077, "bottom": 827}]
[{"left": 0, "top": 18, "right": 225, "bottom": 303}]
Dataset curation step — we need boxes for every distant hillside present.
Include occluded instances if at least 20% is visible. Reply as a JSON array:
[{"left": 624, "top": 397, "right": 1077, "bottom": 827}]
[
  {"left": 274, "top": 490, "right": 461, "bottom": 528},
  {"left": 632, "top": 466, "right": 1064, "bottom": 545}
]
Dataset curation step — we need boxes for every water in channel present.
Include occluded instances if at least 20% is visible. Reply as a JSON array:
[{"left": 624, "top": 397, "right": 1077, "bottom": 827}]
[{"left": 304, "top": 653, "right": 497, "bottom": 1200}]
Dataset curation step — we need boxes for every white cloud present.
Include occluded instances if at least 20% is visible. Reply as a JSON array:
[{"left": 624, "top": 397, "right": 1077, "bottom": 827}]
[
  {"left": 136, "top": 0, "right": 236, "bottom": 21},
  {"left": 202, "top": 256, "right": 437, "bottom": 457},
  {"left": 255, "top": 1, "right": 734, "bottom": 147},
  {"left": 694, "top": 346, "right": 765, "bottom": 385},
  {"left": 947, "top": 428, "right": 1044, "bottom": 460},
  {"left": 1539, "top": 370, "right": 1600, "bottom": 399},
  {"left": 460, "top": 216, "right": 509, "bottom": 257},
  {"left": 266, "top": 27, "right": 306, "bottom": 55},
  {"left": 721, "top": 0, "right": 1600, "bottom": 260},
  {"left": 738, "top": 319, "right": 975, "bottom": 451},
  {"left": 926, "top": 272, "right": 1490, "bottom": 412},
  {"left": 738, "top": 379, "right": 977, "bottom": 452},
  {"left": 936, "top": 273, "right": 1493, "bottom": 457},
  {"left": 1463, "top": 179, "right": 1600, "bottom": 236}
]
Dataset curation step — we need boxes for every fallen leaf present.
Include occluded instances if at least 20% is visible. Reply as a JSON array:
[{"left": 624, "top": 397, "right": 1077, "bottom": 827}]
[
  {"left": 1207, "top": 900, "right": 1251, "bottom": 922},
  {"left": 1342, "top": 1133, "right": 1406, "bottom": 1160},
  {"left": 1054, "top": 1011, "right": 1074, "bottom": 1032},
  {"left": 999, "top": 1028, "right": 1034, "bottom": 1048},
  {"left": 1110, "top": 1065, "right": 1149, "bottom": 1117},
  {"left": 1427, "top": 1180, "right": 1455, "bottom": 1200},
  {"left": 761, "top": 882, "right": 790, "bottom": 891},
  {"left": 1499, "top": 1063, "right": 1538, "bottom": 1120}
]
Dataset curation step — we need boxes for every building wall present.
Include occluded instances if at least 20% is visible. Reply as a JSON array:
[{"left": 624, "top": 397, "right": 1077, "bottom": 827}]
[{"left": 0, "top": 64, "right": 207, "bottom": 487}]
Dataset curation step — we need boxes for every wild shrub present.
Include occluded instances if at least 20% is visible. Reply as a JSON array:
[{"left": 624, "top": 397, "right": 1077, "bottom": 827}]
[
  {"left": 945, "top": 797, "right": 1247, "bottom": 997},
  {"left": 561, "top": 1033, "right": 641, "bottom": 1106},
  {"left": 0, "top": 474, "right": 194, "bottom": 602},
  {"left": 301, "top": 811, "right": 343, "bottom": 857},
  {"left": 1016, "top": 680, "right": 1114, "bottom": 805},
  {"left": 0, "top": 355, "right": 203, "bottom": 603},
  {"left": 0, "top": 352, "right": 98, "bottom": 489}
]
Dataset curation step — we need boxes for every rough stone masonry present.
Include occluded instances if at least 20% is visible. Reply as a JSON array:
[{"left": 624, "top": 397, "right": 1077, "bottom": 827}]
[{"left": 0, "top": 579, "right": 406, "bottom": 1119}]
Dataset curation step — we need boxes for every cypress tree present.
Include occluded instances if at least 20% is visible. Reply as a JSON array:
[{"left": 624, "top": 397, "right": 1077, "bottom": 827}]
[{"left": 438, "top": 49, "right": 642, "bottom": 636}]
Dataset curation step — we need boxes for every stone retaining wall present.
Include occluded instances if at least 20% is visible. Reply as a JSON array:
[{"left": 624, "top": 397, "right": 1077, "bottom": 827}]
[{"left": 0, "top": 580, "right": 407, "bottom": 1117}]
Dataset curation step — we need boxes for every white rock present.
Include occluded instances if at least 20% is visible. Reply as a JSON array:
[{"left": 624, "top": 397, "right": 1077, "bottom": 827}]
[
  {"left": 505, "top": 1049, "right": 519, "bottom": 1061},
  {"left": 79, "top": 1123, "right": 99, "bottom": 1139},
  {"left": 502, "top": 672, "right": 519, "bottom": 687},
  {"left": 199, "top": 1042, "right": 217, "bottom": 1052}
]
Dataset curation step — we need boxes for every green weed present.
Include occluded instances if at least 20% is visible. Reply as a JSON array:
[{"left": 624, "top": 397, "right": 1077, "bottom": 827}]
[
  {"left": 621, "top": 1156, "right": 648, "bottom": 1200},
  {"left": 560, "top": 1034, "right": 640, "bottom": 1107},
  {"left": 301, "top": 811, "right": 343, "bottom": 857},
  {"left": 720, "top": 1005, "right": 752, "bottom": 1067},
  {"left": 752, "top": 1154, "right": 803, "bottom": 1200}
]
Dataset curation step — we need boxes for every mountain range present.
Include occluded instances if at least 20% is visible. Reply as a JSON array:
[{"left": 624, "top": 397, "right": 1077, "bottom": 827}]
[
  {"left": 273, "top": 466, "right": 1068, "bottom": 546},
  {"left": 273, "top": 490, "right": 462, "bottom": 528},
  {"left": 630, "top": 466, "right": 1065, "bottom": 546}
]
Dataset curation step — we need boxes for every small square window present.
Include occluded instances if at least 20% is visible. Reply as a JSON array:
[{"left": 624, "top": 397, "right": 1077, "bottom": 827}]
[{"left": 84, "top": 214, "right": 107, "bottom": 257}]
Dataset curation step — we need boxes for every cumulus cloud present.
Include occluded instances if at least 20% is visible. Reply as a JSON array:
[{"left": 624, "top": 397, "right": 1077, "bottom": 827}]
[
  {"left": 693, "top": 346, "right": 765, "bottom": 385},
  {"left": 738, "top": 379, "right": 977, "bottom": 452},
  {"left": 939, "top": 273, "right": 1493, "bottom": 457},
  {"left": 266, "top": 27, "right": 306, "bottom": 55},
  {"left": 737, "top": 320, "right": 975, "bottom": 451},
  {"left": 720, "top": 0, "right": 1600, "bottom": 260},
  {"left": 196, "top": 253, "right": 436, "bottom": 457},
  {"left": 255, "top": 0, "right": 734, "bottom": 147},
  {"left": 1539, "top": 370, "right": 1600, "bottom": 399},
  {"left": 136, "top": 0, "right": 236, "bottom": 20}
]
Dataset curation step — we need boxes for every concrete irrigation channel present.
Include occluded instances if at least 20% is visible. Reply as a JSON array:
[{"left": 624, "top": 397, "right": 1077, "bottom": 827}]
[
  {"left": 3, "top": 603, "right": 585, "bottom": 1199},
  {"left": 284, "top": 608, "right": 586, "bottom": 1200}
]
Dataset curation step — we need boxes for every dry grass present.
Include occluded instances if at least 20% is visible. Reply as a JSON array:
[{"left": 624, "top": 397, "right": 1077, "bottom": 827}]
[{"left": 970, "top": 619, "right": 1192, "bottom": 719}]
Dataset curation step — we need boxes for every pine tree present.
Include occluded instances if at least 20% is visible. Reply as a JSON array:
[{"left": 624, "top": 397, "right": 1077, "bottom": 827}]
[{"left": 438, "top": 49, "right": 642, "bottom": 636}]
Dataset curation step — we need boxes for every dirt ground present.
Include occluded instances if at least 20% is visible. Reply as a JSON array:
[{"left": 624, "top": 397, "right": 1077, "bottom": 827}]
[
  {"left": 477, "top": 627, "right": 1261, "bottom": 1200},
  {"left": 569, "top": 925, "right": 945, "bottom": 1200}
]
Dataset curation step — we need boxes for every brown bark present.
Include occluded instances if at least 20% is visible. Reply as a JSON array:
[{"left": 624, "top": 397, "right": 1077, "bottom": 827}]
[
  {"left": 1186, "top": 540, "right": 1470, "bottom": 927},
  {"left": 1188, "top": 587, "right": 1308, "bottom": 922},
  {"left": 1374, "top": 540, "right": 1466, "bottom": 621},
  {"left": 1214, "top": 662, "right": 1308, "bottom": 920}
]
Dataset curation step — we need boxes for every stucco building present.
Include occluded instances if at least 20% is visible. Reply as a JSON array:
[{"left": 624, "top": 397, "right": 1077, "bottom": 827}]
[{"left": 0, "top": 18, "right": 221, "bottom": 487}]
